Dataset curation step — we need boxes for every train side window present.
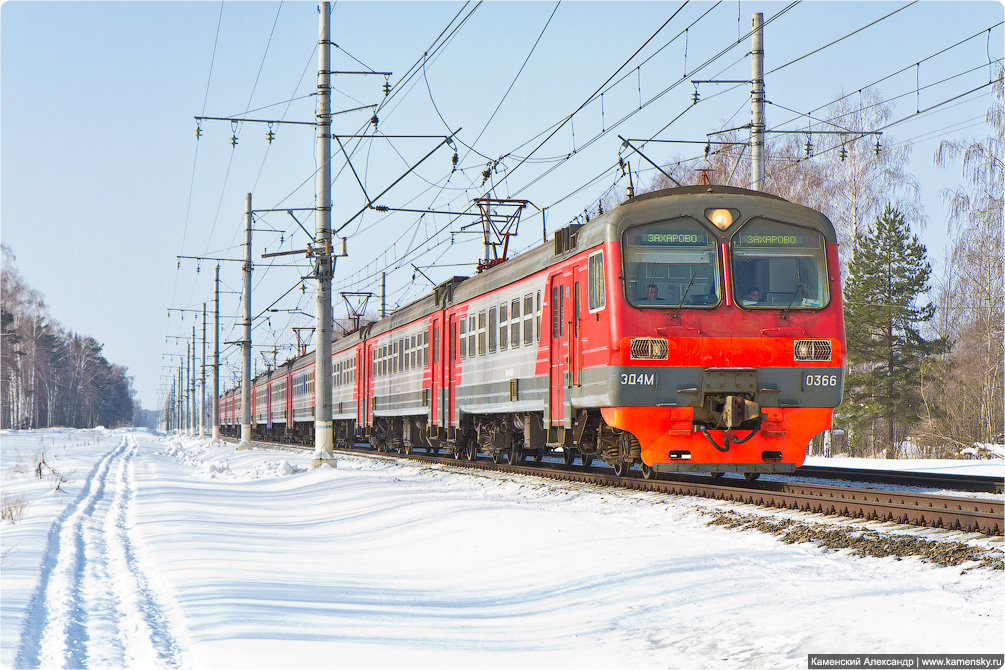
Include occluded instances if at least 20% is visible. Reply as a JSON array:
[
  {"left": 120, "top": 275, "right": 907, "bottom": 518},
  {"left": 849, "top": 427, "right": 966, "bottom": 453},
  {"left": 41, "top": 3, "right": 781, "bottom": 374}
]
[
  {"left": 559, "top": 288, "right": 565, "bottom": 337},
  {"left": 536, "top": 291, "right": 542, "bottom": 342},
  {"left": 459, "top": 319, "right": 467, "bottom": 359},
  {"left": 551, "top": 287, "right": 559, "bottom": 339},
  {"left": 453, "top": 321, "right": 460, "bottom": 360},
  {"left": 423, "top": 330, "right": 429, "bottom": 367},
  {"left": 510, "top": 299, "right": 520, "bottom": 349},
  {"left": 525, "top": 294, "right": 535, "bottom": 345},
  {"left": 488, "top": 307, "right": 497, "bottom": 354},
  {"left": 468, "top": 316, "right": 476, "bottom": 358},
  {"left": 478, "top": 310, "right": 486, "bottom": 356},
  {"left": 431, "top": 327, "right": 437, "bottom": 366},
  {"left": 588, "top": 251, "right": 606, "bottom": 311},
  {"left": 499, "top": 303, "right": 508, "bottom": 351},
  {"left": 574, "top": 282, "right": 580, "bottom": 336}
]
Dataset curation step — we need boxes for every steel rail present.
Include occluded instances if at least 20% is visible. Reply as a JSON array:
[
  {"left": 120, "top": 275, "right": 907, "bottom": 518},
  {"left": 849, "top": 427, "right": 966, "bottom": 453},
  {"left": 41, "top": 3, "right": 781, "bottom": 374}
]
[
  {"left": 218, "top": 437, "right": 1003, "bottom": 536},
  {"left": 789, "top": 465, "right": 1004, "bottom": 494}
]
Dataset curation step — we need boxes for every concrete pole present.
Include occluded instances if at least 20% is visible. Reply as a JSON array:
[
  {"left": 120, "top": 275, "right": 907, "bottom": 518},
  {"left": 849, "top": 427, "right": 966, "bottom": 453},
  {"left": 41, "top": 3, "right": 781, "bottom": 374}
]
[
  {"left": 200, "top": 302, "right": 207, "bottom": 437},
  {"left": 380, "top": 271, "right": 386, "bottom": 318},
  {"left": 240, "top": 193, "right": 253, "bottom": 448},
  {"left": 750, "top": 12, "right": 765, "bottom": 192},
  {"left": 212, "top": 264, "right": 221, "bottom": 443},
  {"left": 312, "top": 1, "right": 335, "bottom": 468}
]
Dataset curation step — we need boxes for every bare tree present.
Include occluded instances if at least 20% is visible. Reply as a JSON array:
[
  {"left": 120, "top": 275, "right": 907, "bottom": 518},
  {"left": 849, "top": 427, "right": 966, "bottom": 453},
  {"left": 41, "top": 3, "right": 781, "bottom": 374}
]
[{"left": 929, "top": 67, "right": 1005, "bottom": 447}]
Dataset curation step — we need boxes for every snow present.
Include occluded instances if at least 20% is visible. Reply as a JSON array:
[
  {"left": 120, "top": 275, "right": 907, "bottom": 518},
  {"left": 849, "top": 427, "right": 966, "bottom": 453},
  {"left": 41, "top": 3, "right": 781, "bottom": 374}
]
[{"left": 2, "top": 428, "right": 1003, "bottom": 669}]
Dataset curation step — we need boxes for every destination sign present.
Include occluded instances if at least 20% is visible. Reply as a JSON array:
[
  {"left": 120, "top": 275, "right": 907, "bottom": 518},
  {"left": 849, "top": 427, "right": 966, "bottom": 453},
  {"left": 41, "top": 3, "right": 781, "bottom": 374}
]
[
  {"left": 735, "top": 232, "right": 820, "bottom": 248},
  {"left": 627, "top": 227, "right": 710, "bottom": 247}
]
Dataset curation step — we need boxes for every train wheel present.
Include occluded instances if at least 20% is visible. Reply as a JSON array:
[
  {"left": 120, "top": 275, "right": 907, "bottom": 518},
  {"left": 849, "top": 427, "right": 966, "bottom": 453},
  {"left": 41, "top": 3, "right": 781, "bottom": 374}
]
[
  {"left": 427, "top": 446, "right": 439, "bottom": 455},
  {"left": 533, "top": 450, "right": 543, "bottom": 463},
  {"left": 466, "top": 442, "right": 477, "bottom": 461},
  {"left": 710, "top": 472, "right": 725, "bottom": 479},
  {"left": 492, "top": 450, "right": 503, "bottom": 464},
  {"left": 581, "top": 454, "right": 594, "bottom": 467},
  {"left": 562, "top": 448, "right": 575, "bottom": 466},
  {"left": 403, "top": 442, "right": 412, "bottom": 455},
  {"left": 743, "top": 472, "right": 760, "bottom": 482},
  {"left": 613, "top": 461, "right": 628, "bottom": 477},
  {"left": 508, "top": 444, "right": 522, "bottom": 465},
  {"left": 641, "top": 463, "right": 656, "bottom": 480}
]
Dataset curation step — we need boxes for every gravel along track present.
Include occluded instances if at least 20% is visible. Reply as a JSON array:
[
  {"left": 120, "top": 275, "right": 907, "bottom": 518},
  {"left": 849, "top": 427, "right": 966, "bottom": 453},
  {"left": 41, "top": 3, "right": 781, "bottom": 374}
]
[{"left": 705, "top": 508, "right": 1004, "bottom": 572}]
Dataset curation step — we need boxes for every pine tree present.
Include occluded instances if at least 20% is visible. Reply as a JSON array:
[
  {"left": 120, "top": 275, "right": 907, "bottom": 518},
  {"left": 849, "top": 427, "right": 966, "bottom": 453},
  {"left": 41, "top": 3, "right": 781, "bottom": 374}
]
[{"left": 838, "top": 206, "right": 940, "bottom": 457}]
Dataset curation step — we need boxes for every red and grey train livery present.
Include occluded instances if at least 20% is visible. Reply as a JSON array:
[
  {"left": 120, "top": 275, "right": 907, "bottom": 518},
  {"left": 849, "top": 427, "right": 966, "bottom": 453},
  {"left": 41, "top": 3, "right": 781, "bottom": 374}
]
[{"left": 219, "top": 185, "right": 845, "bottom": 478}]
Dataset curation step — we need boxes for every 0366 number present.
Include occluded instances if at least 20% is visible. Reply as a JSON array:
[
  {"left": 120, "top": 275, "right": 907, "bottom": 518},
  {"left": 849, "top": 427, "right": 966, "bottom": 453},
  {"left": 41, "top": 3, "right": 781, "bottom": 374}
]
[{"left": 804, "top": 374, "right": 838, "bottom": 388}]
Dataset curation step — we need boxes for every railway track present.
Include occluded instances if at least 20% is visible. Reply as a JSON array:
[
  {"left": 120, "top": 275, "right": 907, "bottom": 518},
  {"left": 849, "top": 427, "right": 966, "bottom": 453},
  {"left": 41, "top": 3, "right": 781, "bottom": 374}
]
[
  {"left": 219, "top": 437, "right": 1004, "bottom": 536},
  {"left": 787, "top": 465, "right": 1003, "bottom": 494}
]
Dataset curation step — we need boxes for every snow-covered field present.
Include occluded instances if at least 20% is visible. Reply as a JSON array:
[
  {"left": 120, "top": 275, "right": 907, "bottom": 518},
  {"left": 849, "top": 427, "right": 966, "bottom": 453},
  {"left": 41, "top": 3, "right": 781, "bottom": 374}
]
[{"left": 2, "top": 428, "right": 1002, "bottom": 669}]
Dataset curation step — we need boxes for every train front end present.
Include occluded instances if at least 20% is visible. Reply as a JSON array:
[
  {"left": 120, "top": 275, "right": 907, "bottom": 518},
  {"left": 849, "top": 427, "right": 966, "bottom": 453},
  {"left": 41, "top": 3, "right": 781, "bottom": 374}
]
[{"left": 599, "top": 186, "right": 845, "bottom": 475}]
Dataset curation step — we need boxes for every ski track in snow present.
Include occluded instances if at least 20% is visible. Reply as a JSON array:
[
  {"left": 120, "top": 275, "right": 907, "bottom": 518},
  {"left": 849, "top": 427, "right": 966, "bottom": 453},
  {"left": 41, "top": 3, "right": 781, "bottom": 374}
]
[{"left": 14, "top": 435, "right": 186, "bottom": 670}]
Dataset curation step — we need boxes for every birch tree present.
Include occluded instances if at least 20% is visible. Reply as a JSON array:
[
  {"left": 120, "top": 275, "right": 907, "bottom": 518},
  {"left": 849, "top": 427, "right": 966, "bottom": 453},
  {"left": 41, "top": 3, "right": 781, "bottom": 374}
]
[{"left": 927, "top": 68, "right": 1005, "bottom": 447}]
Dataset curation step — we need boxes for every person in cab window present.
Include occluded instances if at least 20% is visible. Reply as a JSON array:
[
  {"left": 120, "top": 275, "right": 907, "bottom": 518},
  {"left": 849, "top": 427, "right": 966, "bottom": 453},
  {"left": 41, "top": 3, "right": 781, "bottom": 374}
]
[
  {"left": 744, "top": 286, "right": 761, "bottom": 305},
  {"left": 642, "top": 284, "right": 660, "bottom": 302}
]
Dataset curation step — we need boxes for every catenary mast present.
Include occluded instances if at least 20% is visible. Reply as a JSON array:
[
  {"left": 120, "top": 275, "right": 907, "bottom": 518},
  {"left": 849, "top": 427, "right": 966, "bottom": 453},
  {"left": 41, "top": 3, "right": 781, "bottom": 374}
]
[{"left": 313, "top": 1, "right": 335, "bottom": 466}]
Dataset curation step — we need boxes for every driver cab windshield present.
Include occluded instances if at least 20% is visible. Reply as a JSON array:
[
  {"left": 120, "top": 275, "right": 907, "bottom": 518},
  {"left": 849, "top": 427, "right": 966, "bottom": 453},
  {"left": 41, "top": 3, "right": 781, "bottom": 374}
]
[
  {"left": 623, "top": 218, "right": 720, "bottom": 309},
  {"left": 731, "top": 218, "right": 829, "bottom": 309}
]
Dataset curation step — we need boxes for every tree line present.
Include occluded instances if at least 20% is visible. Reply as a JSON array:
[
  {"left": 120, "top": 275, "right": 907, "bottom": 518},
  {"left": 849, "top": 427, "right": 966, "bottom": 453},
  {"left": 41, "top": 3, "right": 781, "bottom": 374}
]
[
  {"left": 634, "top": 70, "right": 1003, "bottom": 458},
  {"left": 1, "top": 245, "right": 135, "bottom": 429}
]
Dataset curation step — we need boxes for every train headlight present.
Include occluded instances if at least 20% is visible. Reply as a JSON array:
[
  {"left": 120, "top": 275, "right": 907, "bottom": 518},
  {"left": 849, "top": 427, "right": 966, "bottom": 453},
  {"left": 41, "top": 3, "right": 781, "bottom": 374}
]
[
  {"left": 630, "top": 337, "right": 669, "bottom": 361},
  {"left": 707, "top": 208, "right": 734, "bottom": 230},
  {"left": 794, "top": 339, "right": 832, "bottom": 362}
]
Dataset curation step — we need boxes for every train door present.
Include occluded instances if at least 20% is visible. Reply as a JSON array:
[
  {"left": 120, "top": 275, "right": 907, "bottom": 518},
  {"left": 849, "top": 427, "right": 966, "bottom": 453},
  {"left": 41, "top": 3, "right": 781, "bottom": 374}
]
[
  {"left": 356, "top": 347, "right": 363, "bottom": 437},
  {"left": 430, "top": 317, "right": 442, "bottom": 427},
  {"left": 447, "top": 313, "right": 458, "bottom": 427},
  {"left": 286, "top": 372, "right": 294, "bottom": 438},
  {"left": 549, "top": 270, "right": 572, "bottom": 427},
  {"left": 267, "top": 383, "right": 272, "bottom": 430},
  {"left": 363, "top": 342, "right": 372, "bottom": 431},
  {"left": 571, "top": 263, "right": 584, "bottom": 387}
]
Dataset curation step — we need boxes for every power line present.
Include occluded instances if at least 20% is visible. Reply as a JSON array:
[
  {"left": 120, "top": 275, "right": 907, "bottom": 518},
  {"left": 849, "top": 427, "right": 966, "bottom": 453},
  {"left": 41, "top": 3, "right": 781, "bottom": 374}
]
[{"left": 765, "top": 1, "right": 918, "bottom": 77}]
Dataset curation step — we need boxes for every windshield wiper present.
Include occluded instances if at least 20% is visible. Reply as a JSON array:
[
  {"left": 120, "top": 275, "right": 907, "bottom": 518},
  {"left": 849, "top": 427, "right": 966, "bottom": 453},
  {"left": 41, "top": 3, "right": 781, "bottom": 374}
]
[
  {"left": 780, "top": 266, "right": 803, "bottom": 320},
  {"left": 671, "top": 270, "right": 696, "bottom": 319}
]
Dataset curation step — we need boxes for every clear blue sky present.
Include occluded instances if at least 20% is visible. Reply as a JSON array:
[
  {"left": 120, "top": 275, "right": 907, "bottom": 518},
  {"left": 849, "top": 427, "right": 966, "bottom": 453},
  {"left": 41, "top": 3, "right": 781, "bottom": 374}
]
[{"left": 2, "top": 1, "right": 1002, "bottom": 412}]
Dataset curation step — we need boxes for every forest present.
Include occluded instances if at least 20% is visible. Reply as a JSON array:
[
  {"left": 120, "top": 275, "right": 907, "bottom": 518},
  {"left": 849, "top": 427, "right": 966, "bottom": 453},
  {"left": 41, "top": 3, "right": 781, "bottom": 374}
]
[{"left": 1, "top": 244, "right": 135, "bottom": 429}]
